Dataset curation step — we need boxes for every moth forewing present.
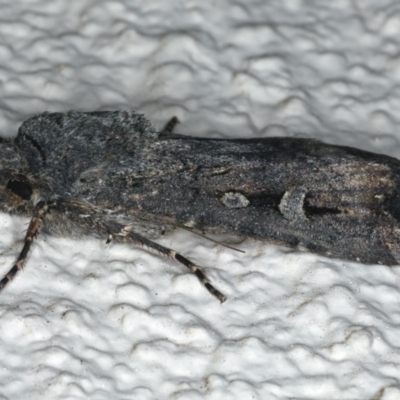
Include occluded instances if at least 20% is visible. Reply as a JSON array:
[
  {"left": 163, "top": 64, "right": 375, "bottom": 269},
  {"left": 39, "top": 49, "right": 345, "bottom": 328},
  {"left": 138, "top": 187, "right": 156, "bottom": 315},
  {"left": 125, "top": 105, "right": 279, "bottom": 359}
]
[{"left": 0, "top": 110, "right": 400, "bottom": 301}]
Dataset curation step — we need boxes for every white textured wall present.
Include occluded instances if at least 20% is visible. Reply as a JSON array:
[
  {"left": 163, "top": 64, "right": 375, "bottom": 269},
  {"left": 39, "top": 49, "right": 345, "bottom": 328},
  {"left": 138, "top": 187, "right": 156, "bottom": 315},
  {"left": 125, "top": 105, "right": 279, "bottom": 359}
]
[{"left": 0, "top": 1, "right": 400, "bottom": 399}]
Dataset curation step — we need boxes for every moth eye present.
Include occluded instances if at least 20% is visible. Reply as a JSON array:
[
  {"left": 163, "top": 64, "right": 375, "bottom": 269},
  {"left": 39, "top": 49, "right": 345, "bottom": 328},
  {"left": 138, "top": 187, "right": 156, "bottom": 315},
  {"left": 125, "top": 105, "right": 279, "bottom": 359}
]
[{"left": 6, "top": 179, "right": 33, "bottom": 200}]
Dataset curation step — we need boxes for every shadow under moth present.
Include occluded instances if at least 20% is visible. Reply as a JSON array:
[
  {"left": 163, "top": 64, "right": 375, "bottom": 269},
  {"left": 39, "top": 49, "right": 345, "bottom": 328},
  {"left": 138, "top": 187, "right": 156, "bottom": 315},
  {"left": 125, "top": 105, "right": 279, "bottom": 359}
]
[{"left": 0, "top": 110, "right": 400, "bottom": 302}]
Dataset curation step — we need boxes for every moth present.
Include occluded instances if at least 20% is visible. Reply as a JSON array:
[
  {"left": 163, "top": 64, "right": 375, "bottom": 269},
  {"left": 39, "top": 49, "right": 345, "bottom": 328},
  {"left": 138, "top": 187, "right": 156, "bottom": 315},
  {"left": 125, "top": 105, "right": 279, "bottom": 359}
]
[{"left": 1, "top": 110, "right": 400, "bottom": 303}]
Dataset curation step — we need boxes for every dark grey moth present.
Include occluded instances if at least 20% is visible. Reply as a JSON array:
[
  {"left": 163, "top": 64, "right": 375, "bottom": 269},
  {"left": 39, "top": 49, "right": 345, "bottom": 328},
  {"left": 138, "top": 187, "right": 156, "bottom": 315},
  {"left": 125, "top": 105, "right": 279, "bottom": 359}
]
[{"left": 1, "top": 110, "right": 400, "bottom": 302}]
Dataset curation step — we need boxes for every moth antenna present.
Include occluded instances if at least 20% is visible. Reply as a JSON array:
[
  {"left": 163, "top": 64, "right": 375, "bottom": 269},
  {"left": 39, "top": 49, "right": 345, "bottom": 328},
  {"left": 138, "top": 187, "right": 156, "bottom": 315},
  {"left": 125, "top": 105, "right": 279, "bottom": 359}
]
[
  {"left": 179, "top": 225, "right": 245, "bottom": 253},
  {"left": 0, "top": 201, "right": 48, "bottom": 292}
]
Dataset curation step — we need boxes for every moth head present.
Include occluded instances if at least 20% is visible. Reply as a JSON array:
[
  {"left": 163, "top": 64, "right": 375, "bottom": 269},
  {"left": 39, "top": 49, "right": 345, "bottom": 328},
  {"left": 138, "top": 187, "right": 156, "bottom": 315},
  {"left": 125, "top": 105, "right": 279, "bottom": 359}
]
[{"left": 0, "top": 138, "right": 32, "bottom": 212}]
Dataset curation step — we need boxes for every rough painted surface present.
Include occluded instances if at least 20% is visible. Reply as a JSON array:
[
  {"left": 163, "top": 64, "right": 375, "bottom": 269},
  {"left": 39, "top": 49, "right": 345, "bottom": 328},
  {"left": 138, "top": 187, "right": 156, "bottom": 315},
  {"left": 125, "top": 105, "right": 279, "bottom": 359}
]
[{"left": 0, "top": 1, "right": 400, "bottom": 399}]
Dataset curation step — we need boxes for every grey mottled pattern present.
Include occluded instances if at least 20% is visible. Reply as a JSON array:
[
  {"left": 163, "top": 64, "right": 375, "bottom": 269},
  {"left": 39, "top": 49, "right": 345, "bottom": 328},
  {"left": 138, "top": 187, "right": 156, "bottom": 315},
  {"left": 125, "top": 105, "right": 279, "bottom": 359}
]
[{"left": 1, "top": 110, "right": 400, "bottom": 299}]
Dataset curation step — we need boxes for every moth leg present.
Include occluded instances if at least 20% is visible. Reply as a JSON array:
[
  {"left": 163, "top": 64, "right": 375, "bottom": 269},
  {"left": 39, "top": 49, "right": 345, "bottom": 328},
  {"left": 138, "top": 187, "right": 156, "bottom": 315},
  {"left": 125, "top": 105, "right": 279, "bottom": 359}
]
[
  {"left": 105, "top": 234, "right": 113, "bottom": 245},
  {"left": 115, "top": 227, "right": 227, "bottom": 303},
  {"left": 162, "top": 116, "right": 180, "bottom": 134},
  {"left": 0, "top": 201, "right": 49, "bottom": 292}
]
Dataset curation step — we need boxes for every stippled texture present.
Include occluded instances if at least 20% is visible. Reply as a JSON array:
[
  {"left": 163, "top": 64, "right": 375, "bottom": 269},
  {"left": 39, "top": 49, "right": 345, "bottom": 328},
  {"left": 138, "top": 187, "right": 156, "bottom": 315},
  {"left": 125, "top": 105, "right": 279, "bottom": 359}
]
[
  {"left": 12, "top": 111, "right": 400, "bottom": 267},
  {"left": 0, "top": 1, "right": 400, "bottom": 399}
]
